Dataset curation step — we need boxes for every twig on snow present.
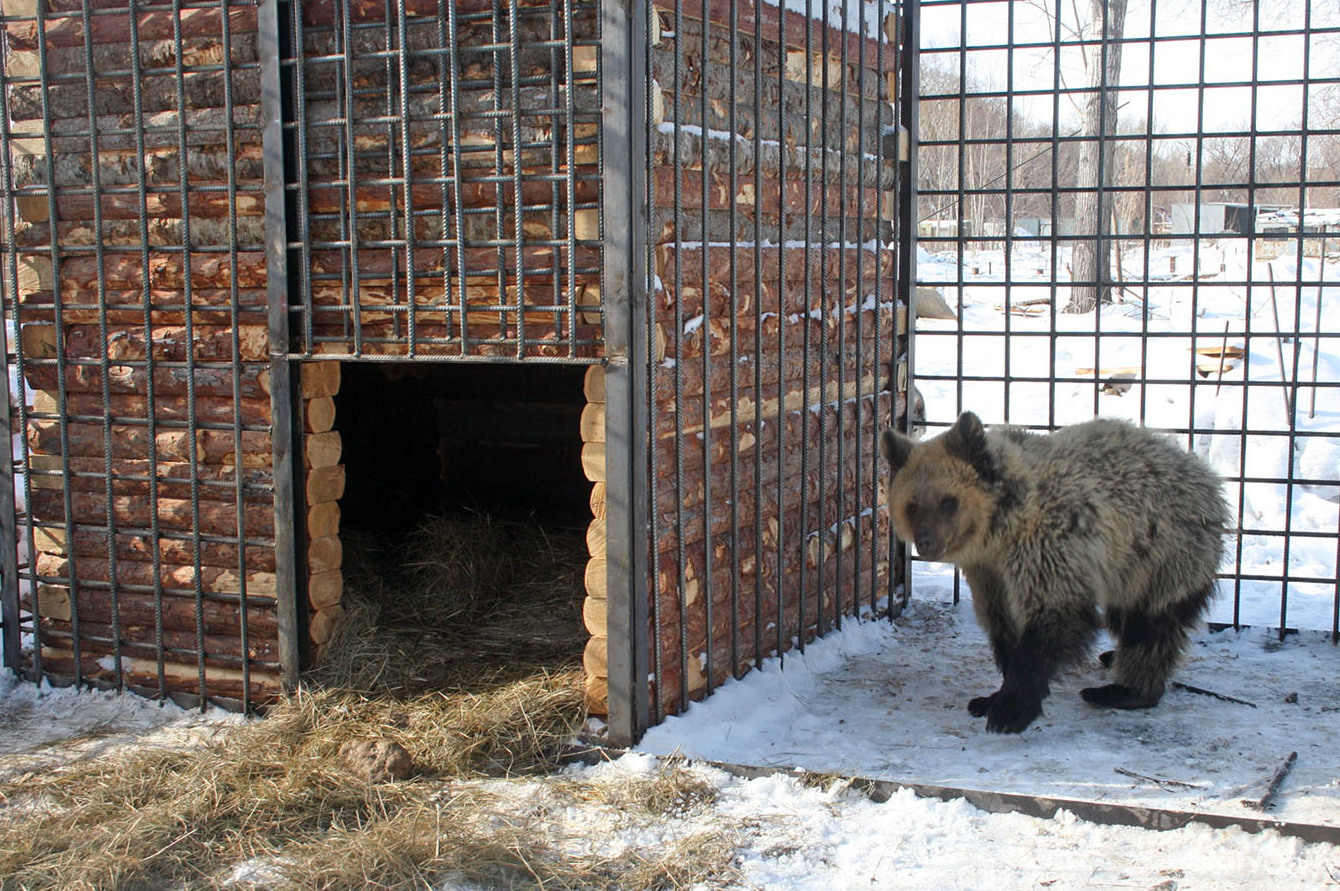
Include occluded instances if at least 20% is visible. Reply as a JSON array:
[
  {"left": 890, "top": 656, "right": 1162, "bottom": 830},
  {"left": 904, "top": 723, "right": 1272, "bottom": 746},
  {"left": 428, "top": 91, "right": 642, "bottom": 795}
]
[
  {"left": 1243, "top": 751, "right": 1298, "bottom": 811},
  {"left": 1114, "top": 767, "right": 1204, "bottom": 791},
  {"left": 1171, "top": 682, "right": 1257, "bottom": 708}
]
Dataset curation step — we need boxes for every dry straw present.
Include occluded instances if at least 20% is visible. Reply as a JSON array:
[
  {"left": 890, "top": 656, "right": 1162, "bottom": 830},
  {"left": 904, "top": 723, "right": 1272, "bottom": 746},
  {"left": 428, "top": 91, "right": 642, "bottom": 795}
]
[{"left": 0, "top": 514, "right": 744, "bottom": 890}]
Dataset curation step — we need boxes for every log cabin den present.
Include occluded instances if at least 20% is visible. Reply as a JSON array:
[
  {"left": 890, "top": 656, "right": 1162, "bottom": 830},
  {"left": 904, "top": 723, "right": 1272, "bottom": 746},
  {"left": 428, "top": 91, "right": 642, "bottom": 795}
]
[{"left": 0, "top": 0, "right": 907, "bottom": 744}]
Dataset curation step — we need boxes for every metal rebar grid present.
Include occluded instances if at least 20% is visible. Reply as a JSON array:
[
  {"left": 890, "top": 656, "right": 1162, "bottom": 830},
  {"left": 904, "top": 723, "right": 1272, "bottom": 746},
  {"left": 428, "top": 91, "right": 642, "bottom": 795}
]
[
  {"left": 639, "top": 0, "right": 904, "bottom": 723},
  {"left": 912, "top": 0, "right": 1340, "bottom": 639},
  {"left": 0, "top": 0, "right": 284, "bottom": 708},
  {"left": 280, "top": 0, "right": 604, "bottom": 362}
]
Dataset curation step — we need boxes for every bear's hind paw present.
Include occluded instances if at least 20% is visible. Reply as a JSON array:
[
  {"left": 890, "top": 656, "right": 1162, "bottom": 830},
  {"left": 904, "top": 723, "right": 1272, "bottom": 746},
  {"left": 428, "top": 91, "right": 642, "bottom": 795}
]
[{"left": 1081, "top": 684, "right": 1161, "bottom": 710}]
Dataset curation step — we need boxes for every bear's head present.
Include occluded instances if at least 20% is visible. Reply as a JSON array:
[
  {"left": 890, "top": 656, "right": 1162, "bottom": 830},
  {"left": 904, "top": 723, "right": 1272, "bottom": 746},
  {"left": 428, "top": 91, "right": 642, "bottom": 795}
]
[{"left": 880, "top": 411, "right": 1000, "bottom": 563}]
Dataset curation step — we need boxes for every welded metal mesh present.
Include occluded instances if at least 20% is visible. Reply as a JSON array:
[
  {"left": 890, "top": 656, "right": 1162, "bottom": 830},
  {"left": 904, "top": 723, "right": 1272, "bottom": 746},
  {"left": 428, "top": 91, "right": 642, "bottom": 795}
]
[
  {"left": 633, "top": 0, "right": 909, "bottom": 723},
  {"left": 280, "top": 0, "right": 604, "bottom": 361},
  {"left": 0, "top": 0, "right": 288, "bottom": 710},
  {"left": 913, "top": 0, "right": 1340, "bottom": 638}
]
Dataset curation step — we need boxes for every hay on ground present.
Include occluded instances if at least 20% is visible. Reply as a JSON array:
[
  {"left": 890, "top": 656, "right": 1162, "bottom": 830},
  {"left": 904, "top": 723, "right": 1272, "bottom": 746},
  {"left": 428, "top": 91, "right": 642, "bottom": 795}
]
[{"left": 0, "top": 512, "right": 634, "bottom": 890}]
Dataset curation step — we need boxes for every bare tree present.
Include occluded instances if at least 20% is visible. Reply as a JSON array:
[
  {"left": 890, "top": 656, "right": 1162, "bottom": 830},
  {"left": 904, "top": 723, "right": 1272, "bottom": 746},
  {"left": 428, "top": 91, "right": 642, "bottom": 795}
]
[{"left": 1065, "top": 0, "right": 1128, "bottom": 313}]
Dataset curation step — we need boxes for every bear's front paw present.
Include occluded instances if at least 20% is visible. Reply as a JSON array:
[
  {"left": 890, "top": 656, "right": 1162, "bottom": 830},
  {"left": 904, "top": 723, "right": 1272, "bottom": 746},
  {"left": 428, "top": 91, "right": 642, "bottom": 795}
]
[
  {"left": 984, "top": 691, "right": 1042, "bottom": 733},
  {"left": 967, "top": 692, "right": 998, "bottom": 717}
]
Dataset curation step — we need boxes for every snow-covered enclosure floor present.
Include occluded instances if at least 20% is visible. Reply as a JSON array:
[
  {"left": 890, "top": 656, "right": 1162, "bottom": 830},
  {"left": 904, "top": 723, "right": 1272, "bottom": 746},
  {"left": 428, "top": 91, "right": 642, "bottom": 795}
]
[{"left": 638, "top": 591, "right": 1340, "bottom": 832}]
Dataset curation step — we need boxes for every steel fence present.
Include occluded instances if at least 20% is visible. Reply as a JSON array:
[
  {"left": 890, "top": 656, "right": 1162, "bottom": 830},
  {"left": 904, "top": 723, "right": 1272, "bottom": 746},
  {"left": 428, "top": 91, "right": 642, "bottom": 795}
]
[
  {"left": 0, "top": 0, "right": 292, "bottom": 710},
  {"left": 279, "top": 0, "right": 605, "bottom": 362},
  {"left": 630, "top": 0, "right": 907, "bottom": 731},
  {"left": 911, "top": 0, "right": 1340, "bottom": 639}
]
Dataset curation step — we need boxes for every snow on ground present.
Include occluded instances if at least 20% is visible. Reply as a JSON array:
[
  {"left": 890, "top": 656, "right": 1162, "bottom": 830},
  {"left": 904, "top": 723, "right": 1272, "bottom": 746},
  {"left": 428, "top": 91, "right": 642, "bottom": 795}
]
[
  {"left": 2, "top": 606, "right": 1338, "bottom": 890},
  {"left": 639, "top": 593, "right": 1340, "bottom": 830}
]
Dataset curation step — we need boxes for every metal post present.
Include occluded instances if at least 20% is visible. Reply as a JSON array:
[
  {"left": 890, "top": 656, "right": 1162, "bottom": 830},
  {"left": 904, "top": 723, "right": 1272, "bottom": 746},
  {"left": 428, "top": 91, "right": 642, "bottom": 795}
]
[
  {"left": 601, "top": 0, "right": 650, "bottom": 747},
  {"left": 260, "top": 0, "right": 303, "bottom": 689}
]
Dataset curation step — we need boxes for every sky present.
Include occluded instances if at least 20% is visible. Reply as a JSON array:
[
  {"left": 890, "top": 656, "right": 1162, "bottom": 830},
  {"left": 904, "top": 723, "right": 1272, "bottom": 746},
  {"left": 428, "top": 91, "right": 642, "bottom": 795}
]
[{"left": 916, "top": 0, "right": 1337, "bottom": 131}]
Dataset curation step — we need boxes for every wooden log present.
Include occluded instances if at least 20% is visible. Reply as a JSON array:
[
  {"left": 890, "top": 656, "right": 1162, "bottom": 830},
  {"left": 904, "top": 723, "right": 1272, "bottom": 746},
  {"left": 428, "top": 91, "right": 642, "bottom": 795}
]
[
  {"left": 304, "top": 431, "right": 343, "bottom": 470},
  {"left": 36, "top": 651, "right": 284, "bottom": 704},
  {"left": 38, "top": 615, "right": 281, "bottom": 663},
  {"left": 303, "top": 282, "right": 600, "bottom": 320},
  {"left": 582, "top": 635, "right": 608, "bottom": 678},
  {"left": 652, "top": 442, "right": 889, "bottom": 547},
  {"left": 579, "top": 402, "right": 604, "bottom": 443},
  {"left": 305, "top": 464, "right": 346, "bottom": 505},
  {"left": 33, "top": 526, "right": 277, "bottom": 573},
  {"left": 20, "top": 322, "right": 57, "bottom": 358},
  {"left": 659, "top": 369, "right": 889, "bottom": 438},
  {"left": 654, "top": 0, "right": 897, "bottom": 74},
  {"left": 22, "top": 360, "right": 271, "bottom": 400},
  {"left": 16, "top": 287, "right": 269, "bottom": 327},
  {"left": 308, "top": 536, "right": 343, "bottom": 576},
  {"left": 27, "top": 419, "right": 272, "bottom": 468},
  {"left": 308, "top": 604, "right": 345, "bottom": 646},
  {"left": 652, "top": 167, "right": 884, "bottom": 221},
  {"left": 33, "top": 389, "right": 271, "bottom": 428},
  {"left": 63, "top": 324, "right": 269, "bottom": 363},
  {"left": 654, "top": 388, "right": 891, "bottom": 477},
  {"left": 580, "top": 441, "right": 605, "bottom": 482},
  {"left": 655, "top": 242, "right": 894, "bottom": 292},
  {"left": 583, "top": 673, "right": 608, "bottom": 716},
  {"left": 30, "top": 489, "right": 276, "bottom": 538},
  {"left": 8, "top": 139, "right": 265, "bottom": 189},
  {"left": 307, "top": 570, "right": 344, "bottom": 611},
  {"left": 582, "top": 593, "right": 606, "bottom": 636},
  {"left": 584, "top": 557, "right": 606, "bottom": 601},
  {"left": 583, "top": 364, "right": 606, "bottom": 404},
  {"left": 307, "top": 501, "right": 341, "bottom": 540},
  {"left": 305, "top": 396, "right": 336, "bottom": 434},
  {"left": 302, "top": 336, "right": 606, "bottom": 363},
  {"left": 36, "top": 552, "right": 277, "bottom": 597},
  {"left": 29, "top": 250, "right": 269, "bottom": 292},
  {"left": 30, "top": 584, "right": 279, "bottom": 639},
  {"left": 652, "top": 548, "right": 888, "bottom": 688},
  {"left": 300, "top": 362, "right": 341, "bottom": 399},
  {"left": 16, "top": 187, "right": 264, "bottom": 224},
  {"left": 26, "top": 455, "right": 272, "bottom": 504},
  {"left": 6, "top": 6, "right": 260, "bottom": 51},
  {"left": 588, "top": 481, "right": 606, "bottom": 520},
  {"left": 658, "top": 305, "right": 895, "bottom": 371},
  {"left": 10, "top": 214, "right": 267, "bottom": 252},
  {"left": 586, "top": 516, "right": 606, "bottom": 560},
  {"left": 298, "top": 313, "right": 603, "bottom": 346},
  {"left": 303, "top": 176, "right": 599, "bottom": 216},
  {"left": 306, "top": 244, "right": 602, "bottom": 283}
]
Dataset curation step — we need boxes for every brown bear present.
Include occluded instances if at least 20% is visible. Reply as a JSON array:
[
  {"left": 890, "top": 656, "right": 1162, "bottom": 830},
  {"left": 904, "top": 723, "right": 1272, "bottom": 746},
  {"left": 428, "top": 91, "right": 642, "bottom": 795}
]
[{"left": 881, "top": 411, "right": 1230, "bottom": 733}]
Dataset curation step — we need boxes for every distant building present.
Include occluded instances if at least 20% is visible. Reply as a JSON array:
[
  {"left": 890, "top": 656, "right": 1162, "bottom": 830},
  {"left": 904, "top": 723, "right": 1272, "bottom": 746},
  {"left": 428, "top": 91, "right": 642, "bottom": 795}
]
[
  {"left": 1013, "top": 217, "right": 1077, "bottom": 238},
  {"left": 1171, "top": 203, "right": 1253, "bottom": 235}
]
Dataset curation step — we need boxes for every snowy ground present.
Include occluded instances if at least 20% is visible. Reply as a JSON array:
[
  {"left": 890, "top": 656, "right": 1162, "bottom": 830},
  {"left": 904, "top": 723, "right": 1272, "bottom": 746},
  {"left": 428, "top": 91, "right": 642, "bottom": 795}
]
[
  {"left": 2, "top": 603, "right": 1338, "bottom": 890},
  {"left": 640, "top": 593, "right": 1340, "bottom": 831}
]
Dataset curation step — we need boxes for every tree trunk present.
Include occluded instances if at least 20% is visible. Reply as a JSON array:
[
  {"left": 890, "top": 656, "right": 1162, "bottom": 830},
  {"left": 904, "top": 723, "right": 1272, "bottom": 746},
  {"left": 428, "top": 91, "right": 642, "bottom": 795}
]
[{"left": 1066, "top": 0, "right": 1128, "bottom": 314}]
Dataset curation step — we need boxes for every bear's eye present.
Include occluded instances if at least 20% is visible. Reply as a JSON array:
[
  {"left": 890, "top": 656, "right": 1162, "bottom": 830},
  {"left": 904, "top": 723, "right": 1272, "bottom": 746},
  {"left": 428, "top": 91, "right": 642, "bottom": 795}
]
[
  {"left": 939, "top": 496, "right": 959, "bottom": 514},
  {"left": 905, "top": 503, "right": 919, "bottom": 519}
]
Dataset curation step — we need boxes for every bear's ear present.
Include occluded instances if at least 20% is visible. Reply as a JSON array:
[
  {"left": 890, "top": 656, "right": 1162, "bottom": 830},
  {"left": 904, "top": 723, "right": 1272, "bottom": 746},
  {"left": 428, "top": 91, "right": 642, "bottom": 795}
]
[
  {"left": 943, "top": 411, "right": 998, "bottom": 483},
  {"left": 880, "top": 427, "right": 914, "bottom": 473}
]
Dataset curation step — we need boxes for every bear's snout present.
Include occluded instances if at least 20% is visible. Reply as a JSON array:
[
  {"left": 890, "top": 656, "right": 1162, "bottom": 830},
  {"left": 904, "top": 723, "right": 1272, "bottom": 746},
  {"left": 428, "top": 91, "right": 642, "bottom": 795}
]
[{"left": 914, "top": 529, "right": 943, "bottom": 560}]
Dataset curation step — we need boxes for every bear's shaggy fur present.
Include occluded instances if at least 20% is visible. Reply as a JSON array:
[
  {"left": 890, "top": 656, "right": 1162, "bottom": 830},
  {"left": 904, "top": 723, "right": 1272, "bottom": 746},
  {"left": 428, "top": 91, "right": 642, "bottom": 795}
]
[{"left": 881, "top": 412, "right": 1230, "bottom": 733}]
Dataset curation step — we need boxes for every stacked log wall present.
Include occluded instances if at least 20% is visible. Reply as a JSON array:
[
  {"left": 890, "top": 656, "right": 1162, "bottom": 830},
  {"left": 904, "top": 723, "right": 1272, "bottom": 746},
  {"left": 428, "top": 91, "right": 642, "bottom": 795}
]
[
  {"left": 289, "top": 0, "right": 606, "bottom": 360},
  {"left": 1, "top": 0, "right": 283, "bottom": 704},
  {"left": 645, "top": 0, "right": 904, "bottom": 717}
]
